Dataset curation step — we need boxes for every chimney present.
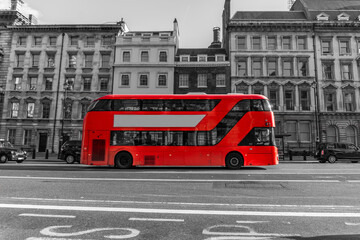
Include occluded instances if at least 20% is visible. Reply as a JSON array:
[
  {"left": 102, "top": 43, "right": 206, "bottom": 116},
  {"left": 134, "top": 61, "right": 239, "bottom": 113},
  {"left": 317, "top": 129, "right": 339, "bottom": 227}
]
[
  {"left": 209, "top": 27, "right": 221, "bottom": 49},
  {"left": 11, "top": 0, "right": 24, "bottom": 11}
]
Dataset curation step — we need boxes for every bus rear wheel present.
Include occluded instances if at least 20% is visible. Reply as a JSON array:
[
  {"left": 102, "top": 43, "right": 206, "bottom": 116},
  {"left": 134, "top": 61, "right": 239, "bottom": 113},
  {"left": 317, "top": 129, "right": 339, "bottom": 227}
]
[
  {"left": 115, "top": 152, "right": 133, "bottom": 169},
  {"left": 225, "top": 152, "right": 244, "bottom": 170}
]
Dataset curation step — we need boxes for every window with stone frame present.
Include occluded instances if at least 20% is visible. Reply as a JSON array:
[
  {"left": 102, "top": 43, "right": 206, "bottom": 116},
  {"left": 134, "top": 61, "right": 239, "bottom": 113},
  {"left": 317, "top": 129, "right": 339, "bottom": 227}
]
[
  {"left": 282, "top": 58, "right": 293, "bottom": 77},
  {"left": 299, "top": 121, "right": 311, "bottom": 142},
  {"left": 324, "top": 87, "right": 337, "bottom": 111},
  {"left": 100, "top": 77, "right": 109, "bottom": 91},
  {"left": 102, "top": 35, "right": 114, "bottom": 45},
  {"left": 252, "top": 83, "right": 264, "bottom": 95},
  {"left": 267, "top": 58, "right": 277, "bottom": 76},
  {"left": 65, "top": 77, "right": 75, "bottom": 91},
  {"left": 235, "top": 82, "right": 249, "bottom": 94},
  {"left": 34, "top": 37, "right": 42, "bottom": 46},
  {"left": 267, "top": 36, "right": 277, "bottom": 50},
  {"left": 251, "top": 58, "right": 262, "bottom": 77},
  {"left": 268, "top": 85, "right": 279, "bottom": 110},
  {"left": 18, "top": 36, "right": 27, "bottom": 46},
  {"left": 159, "top": 51, "right": 167, "bottom": 62},
  {"left": 64, "top": 99, "right": 72, "bottom": 119},
  {"left": 197, "top": 74, "right": 207, "bottom": 88},
  {"left": 237, "top": 36, "right": 246, "bottom": 50},
  {"left": 340, "top": 62, "right": 353, "bottom": 80},
  {"left": 198, "top": 55, "right": 207, "bottom": 62},
  {"left": 321, "top": 39, "right": 332, "bottom": 55},
  {"left": 158, "top": 74, "right": 167, "bottom": 87},
  {"left": 339, "top": 39, "right": 350, "bottom": 55},
  {"left": 299, "top": 86, "right": 310, "bottom": 111},
  {"left": 237, "top": 60, "right": 247, "bottom": 76},
  {"left": 297, "top": 58, "right": 308, "bottom": 77},
  {"left": 284, "top": 85, "right": 295, "bottom": 110},
  {"left": 14, "top": 77, "right": 22, "bottom": 90},
  {"left": 16, "top": 53, "right": 25, "bottom": 67},
  {"left": 86, "top": 36, "right": 95, "bottom": 46},
  {"left": 139, "top": 74, "right": 148, "bottom": 87},
  {"left": 81, "top": 101, "right": 90, "bottom": 119},
  {"left": 23, "top": 129, "right": 32, "bottom": 146},
  {"left": 345, "top": 126, "right": 357, "bottom": 144},
  {"left": 45, "top": 77, "right": 53, "bottom": 91},
  {"left": 47, "top": 53, "right": 55, "bottom": 68},
  {"left": 141, "top": 51, "right": 149, "bottom": 62},
  {"left": 11, "top": 102, "right": 19, "bottom": 118},
  {"left": 68, "top": 53, "right": 77, "bottom": 68},
  {"left": 84, "top": 54, "right": 93, "bottom": 68},
  {"left": 29, "top": 77, "right": 37, "bottom": 90},
  {"left": 322, "top": 61, "right": 334, "bottom": 80},
  {"left": 179, "top": 74, "right": 189, "bottom": 88},
  {"left": 123, "top": 51, "right": 131, "bottom": 62},
  {"left": 282, "top": 36, "right": 291, "bottom": 50},
  {"left": 69, "top": 36, "right": 78, "bottom": 46},
  {"left": 326, "top": 125, "right": 338, "bottom": 142},
  {"left": 8, "top": 129, "right": 16, "bottom": 144},
  {"left": 120, "top": 74, "right": 130, "bottom": 87},
  {"left": 32, "top": 53, "right": 40, "bottom": 67},
  {"left": 27, "top": 102, "right": 35, "bottom": 118},
  {"left": 216, "top": 74, "right": 226, "bottom": 87},
  {"left": 285, "top": 121, "right": 297, "bottom": 142},
  {"left": 49, "top": 36, "right": 57, "bottom": 46},
  {"left": 101, "top": 54, "right": 110, "bottom": 68},
  {"left": 42, "top": 100, "right": 51, "bottom": 119},
  {"left": 297, "top": 36, "right": 307, "bottom": 50},
  {"left": 343, "top": 90, "right": 355, "bottom": 112},
  {"left": 83, "top": 77, "right": 91, "bottom": 91},
  {"left": 252, "top": 36, "right": 261, "bottom": 50}
]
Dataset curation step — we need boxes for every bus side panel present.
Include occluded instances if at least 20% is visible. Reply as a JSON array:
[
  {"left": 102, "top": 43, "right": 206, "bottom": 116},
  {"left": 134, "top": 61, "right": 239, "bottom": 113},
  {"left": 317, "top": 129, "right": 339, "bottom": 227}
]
[
  {"left": 242, "top": 146, "right": 278, "bottom": 166},
  {"left": 87, "top": 131, "right": 109, "bottom": 166}
]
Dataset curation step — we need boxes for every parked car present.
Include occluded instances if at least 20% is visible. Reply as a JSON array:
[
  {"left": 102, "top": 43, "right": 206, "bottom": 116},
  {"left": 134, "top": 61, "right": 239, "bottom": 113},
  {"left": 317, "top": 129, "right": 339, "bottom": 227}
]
[
  {"left": 59, "top": 140, "right": 82, "bottom": 164},
  {"left": 315, "top": 142, "right": 360, "bottom": 163},
  {"left": 0, "top": 139, "right": 27, "bottom": 163}
]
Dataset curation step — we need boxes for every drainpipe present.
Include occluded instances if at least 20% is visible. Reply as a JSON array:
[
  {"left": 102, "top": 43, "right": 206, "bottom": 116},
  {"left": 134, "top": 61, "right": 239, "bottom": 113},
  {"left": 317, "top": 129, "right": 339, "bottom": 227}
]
[
  {"left": 51, "top": 32, "right": 65, "bottom": 153},
  {"left": 312, "top": 24, "right": 321, "bottom": 146}
]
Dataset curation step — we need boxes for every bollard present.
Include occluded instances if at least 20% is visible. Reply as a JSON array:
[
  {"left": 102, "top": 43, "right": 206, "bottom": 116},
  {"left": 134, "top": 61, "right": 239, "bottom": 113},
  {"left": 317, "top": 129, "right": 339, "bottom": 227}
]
[
  {"left": 45, "top": 149, "right": 49, "bottom": 159},
  {"left": 32, "top": 148, "right": 36, "bottom": 159},
  {"left": 289, "top": 150, "right": 292, "bottom": 161},
  {"left": 303, "top": 150, "right": 307, "bottom": 161}
]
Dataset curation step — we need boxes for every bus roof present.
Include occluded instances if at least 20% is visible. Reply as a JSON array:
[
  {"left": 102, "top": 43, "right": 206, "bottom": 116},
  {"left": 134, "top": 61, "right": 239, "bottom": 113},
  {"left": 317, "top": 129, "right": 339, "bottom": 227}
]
[{"left": 96, "top": 94, "right": 268, "bottom": 100}]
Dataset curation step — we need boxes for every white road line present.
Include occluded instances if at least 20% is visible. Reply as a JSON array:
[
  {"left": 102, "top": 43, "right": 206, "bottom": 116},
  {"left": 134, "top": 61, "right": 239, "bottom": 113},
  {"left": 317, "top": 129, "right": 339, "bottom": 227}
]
[
  {"left": 1, "top": 203, "right": 360, "bottom": 217},
  {"left": 345, "top": 222, "right": 360, "bottom": 226},
  {"left": 348, "top": 180, "right": 360, "bottom": 183},
  {"left": 19, "top": 213, "right": 76, "bottom": 218},
  {"left": 236, "top": 221, "right": 269, "bottom": 224},
  {"left": 9, "top": 197, "right": 360, "bottom": 210},
  {"left": 0, "top": 176, "right": 342, "bottom": 183},
  {"left": 129, "top": 217, "right": 184, "bottom": 222}
]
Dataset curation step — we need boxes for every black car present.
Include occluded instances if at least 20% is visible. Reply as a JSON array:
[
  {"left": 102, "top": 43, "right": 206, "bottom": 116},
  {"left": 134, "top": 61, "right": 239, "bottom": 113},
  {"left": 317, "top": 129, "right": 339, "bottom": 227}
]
[
  {"left": 59, "top": 140, "right": 82, "bottom": 164},
  {"left": 0, "top": 140, "right": 27, "bottom": 163},
  {"left": 315, "top": 142, "right": 360, "bottom": 163}
]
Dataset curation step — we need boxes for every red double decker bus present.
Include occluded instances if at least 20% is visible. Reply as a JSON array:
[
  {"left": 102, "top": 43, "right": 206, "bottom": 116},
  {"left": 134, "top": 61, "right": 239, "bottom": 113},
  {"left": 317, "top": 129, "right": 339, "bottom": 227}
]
[{"left": 80, "top": 94, "right": 278, "bottom": 169}]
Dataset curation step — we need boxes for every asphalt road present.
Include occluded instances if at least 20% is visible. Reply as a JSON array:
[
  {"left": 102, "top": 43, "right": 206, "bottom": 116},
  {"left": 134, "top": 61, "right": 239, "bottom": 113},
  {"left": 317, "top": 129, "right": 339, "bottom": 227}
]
[{"left": 0, "top": 161, "right": 360, "bottom": 240}]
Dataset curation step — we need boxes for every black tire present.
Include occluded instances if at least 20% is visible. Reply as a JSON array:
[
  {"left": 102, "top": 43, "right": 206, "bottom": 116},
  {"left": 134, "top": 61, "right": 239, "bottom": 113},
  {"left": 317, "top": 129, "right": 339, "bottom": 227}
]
[
  {"left": 16, "top": 160, "right": 24, "bottom": 163},
  {"left": 319, "top": 160, "right": 326, "bottom": 163},
  {"left": 115, "top": 152, "right": 133, "bottom": 169},
  {"left": 65, "top": 154, "right": 76, "bottom": 164},
  {"left": 351, "top": 161, "right": 358, "bottom": 163},
  {"left": 327, "top": 155, "right": 337, "bottom": 164},
  {"left": 225, "top": 152, "right": 244, "bottom": 170},
  {"left": 0, "top": 154, "right": 8, "bottom": 163}
]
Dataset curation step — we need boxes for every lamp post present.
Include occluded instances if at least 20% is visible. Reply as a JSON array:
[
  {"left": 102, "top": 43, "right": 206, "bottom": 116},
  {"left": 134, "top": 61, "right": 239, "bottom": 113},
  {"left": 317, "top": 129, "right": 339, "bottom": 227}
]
[{"left": 59, "top": 78, "right": 73, "bottom": 157}]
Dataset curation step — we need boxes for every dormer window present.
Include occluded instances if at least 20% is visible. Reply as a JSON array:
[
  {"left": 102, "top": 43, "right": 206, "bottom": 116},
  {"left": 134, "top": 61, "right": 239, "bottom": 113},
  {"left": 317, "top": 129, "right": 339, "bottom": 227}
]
[
  {"left": 316, "top": 13, "right": 329, "bottom": 21},
  {"left": 142, "top": 33, "right": 152, "bottom": 37},
  {"left": 180, "top": 55, "right": 189, "bottom": 62},
  {"left": 160, "top": 33, "right": 170, "bottom": 37},
  {"left": 198, "top": 55, "right": 207, "bottom": 62},
  {"left": 337, "top": 13, "right": 350, "bottom": 21},
  {"left": 216, "top": 55, "right": 225, "bottom": 62}
]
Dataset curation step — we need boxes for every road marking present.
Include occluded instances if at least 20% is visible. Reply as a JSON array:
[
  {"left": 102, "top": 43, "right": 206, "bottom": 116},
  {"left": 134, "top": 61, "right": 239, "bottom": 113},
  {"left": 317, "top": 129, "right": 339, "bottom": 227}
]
[
  {"left": 0, "top": 176, "right": 342, "bottom": 183},
  {"left": 348, "top": 180, "right": 360, "bottom": 183},
  {"left": 9, "top": 197, "right": 360, "bottom": 210},
  {"left": 19, "top": 213, "right": 76, "bottom": 218},
  {"left": 236, "top": 221, "right": 269, "bottom": 224},
  {"left": 345, "top": 222, "right": 360, "bottom": 226},
  {"left": 1, "top": 203, "right": 360, "bottom": 217},
  {"left": 129, "top": 217, "right": 184, "bottom": 222}
]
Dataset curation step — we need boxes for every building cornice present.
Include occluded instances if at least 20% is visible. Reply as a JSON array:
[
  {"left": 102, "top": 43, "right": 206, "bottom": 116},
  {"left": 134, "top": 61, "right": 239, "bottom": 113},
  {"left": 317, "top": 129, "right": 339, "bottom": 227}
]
[
  {"left": 8, "top": 24, "right": 122, "bottom": 32},
  {"left": 175, "top": 62, "right": 230, "bottom": 68}
]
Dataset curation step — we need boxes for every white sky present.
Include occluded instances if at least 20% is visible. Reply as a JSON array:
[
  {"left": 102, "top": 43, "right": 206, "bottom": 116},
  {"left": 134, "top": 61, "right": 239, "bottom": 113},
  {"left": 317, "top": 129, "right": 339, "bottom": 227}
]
[{"left": 1, "top": 0, "right": 289, "bottom": 48}]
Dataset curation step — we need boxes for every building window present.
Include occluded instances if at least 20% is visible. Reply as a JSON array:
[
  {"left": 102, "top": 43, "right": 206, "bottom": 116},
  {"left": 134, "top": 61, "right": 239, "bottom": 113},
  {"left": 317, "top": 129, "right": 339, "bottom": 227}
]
[
  {"left": 18, "top": 36, "right": 27, "bottom": 46},
  {"left": 216, "top": 55, "right": 225, "bottom": 62},
  {"left": 81, "top": 102, "right": 90, "bottom": 119},
  {"left": 237, "top": 36, "right": 246, "bottom": 49},
  {"left": 45, "top": 77, "right": 53, "bottom": 91},
  {"left": 65, "top": 77, "right": 75, "bottom": 91},
  {"left": 284, "top": 89, "right": 295, "bottom": 110},
  {"left": 327, "top": 125, "right": 338, "bottom": 142},
  {"left": 286, "top": 121, "right": 297, "bottom": 142},
  {"left": 8, "top": 129, "right": 16, "bottom": 144},
  {"left": 32, "top": 53, "right": 40, "bottom": 67},
  {"left": 216, "top": 74, "right": 226, "bottom": 87},
  {"left": 29, "top": 77, "right": 37, "bottom": 90},
  {"left": 101, "top": 54, "right": 110, "bottom": 68},
  {"left": 299, "top": 121, "right": 311, "bottom": 142},
  {"left": 47, "top": 54, "right": 55, "bottom": 68},
  {"left": 282, "top": 59, "right": 293, "bottom": 77},
  {"left": 235, "top": 83, "right": 248, "bottom": 94},
  {"left": 297, "top": 58, "right": 308, "bottom": 77},
  {"left": 84, "top": 54, "right": 93, "bottom": 68},
  {"left": 252, "top": 36, "right": 261, "bottom": 50},
  {"left": 322, "top": 62, "right": 334, "bottom": 80},
  {"left": 197, "top": 74, "right": 207, "bottom": 88},
  {"left": 321, "top": 40, "right": 332, "bottom": 54},
  {"left": 341, "top": 62, "right": 352, "bottom": 80},
  {"left": 14, "top": 77, "right": 22, "bottom": 90},
  {"left": 49, "top": 36, "right": 57, "bottom": 46},
  {"left": 70, "top": 36, "right": 78, "bottom": 46},
  {"left": 179, "top": 74, "right": 189, "bottom": 88},
  {"left": 100, "top": 77, "right": 109, "bottom": 91},
  {"left": 68, "top": 53, "right": 77, "bottom": 68},
  {"left": 141, "top": 51, "right": 149, "bottom": 62},
  {"left": 123, "top": 51, "right": 130, "bottom": 62},
  {"left": 120, "top": 74, "right": 130, "bottom": 87},
  {"left": 16, "top": 53, "right": 25, "bottom": 67},
  {"left": 267, "top": 59, "right": 277, "bottom": 76},
  {"left": 237, "top": 60, "right": 247, "bottom": 76},
  {"left": 251, "top": 59, "right": 262, "bottom": 77},
  {"left": 198, "top": 55, "right": 207, "bottom": 62},
  {"left": 139, "top": 74, "right": 148, "bottom": 87},
  {"left": 11, "top": 102, "right": 19, "bottom": 118},
  {"left": 42, "top": 101, "right": 50, "bottom": 119},
  {"left": 345, "top": 126, "right": 356, "bottom": 144},
  {"left": 83, "top": 77, "right": 91, "bottom": 91},
  {"left": 252, "top": 84, "right": 264, "bottom": 95},
  {"left": 325, "top": 91, "right": 336, "bottom": 111},
  {"left": 297, "top": 36, "right": 307, "bottom": 50},
  {"left": 339, "top": 39, "right": 350, "bottom": 55},
  {"left": 159, "top": 51, "right": 167, "bottom": 62},
  {"left": 158, "top": 74, "right": 167, "bottom": 87},
  {"left": 282, "top": 36, "right": 291, "bottom": 50},
  {"left": 267, "top": 36, "right": 277, "bottom": 50},
  {"left": 23, "top": 130, "right": 32, "bottom": 146},
  {"left": 344, "top": 92, "right": 355, "bottom": 111},
  {"left": 300, "top": 89, "right": 310, "bottom": 111},
  {"left": 64, "top": 100, "right": 72, "bottom": 119},
  {"left": 180, "top": 56, "right": 189, "bottom": 62},
  {"left": 86, "top": 36, "right": 95, "bottom": 46},
  {"left": 268, "top": 88, "right": 279, "bottom": 110},
  {"left": 27, "top": 102, "right": 35, "bottom": 118},
  {"left": 34, "top": 37, "right": 42, "bottom": 46},
  {"left": 102, "top": 36, "right": 113, "bottom": 45}
]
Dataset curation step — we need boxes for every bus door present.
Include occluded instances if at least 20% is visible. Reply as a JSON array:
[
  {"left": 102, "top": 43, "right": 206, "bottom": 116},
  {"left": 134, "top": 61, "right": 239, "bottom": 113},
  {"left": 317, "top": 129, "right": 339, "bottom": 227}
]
[{"left": 88, "top": 131, "right": 109, "bottom": 165}]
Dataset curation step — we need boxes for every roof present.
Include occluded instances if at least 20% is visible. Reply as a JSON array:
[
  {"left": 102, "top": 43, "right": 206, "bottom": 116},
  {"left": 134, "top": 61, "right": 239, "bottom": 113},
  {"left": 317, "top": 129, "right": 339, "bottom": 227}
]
[
  {"left": 298, "top": 0, "right": 360, "bottom": 11},
  {"left": 232, "top": 11, "right": 307, "bottom": 21},
  {"left": 177, "top": 48, "right": 227, "bottom": 56},
  {"left": 307, "top": 10, "right": 360, "bottom": 20}
]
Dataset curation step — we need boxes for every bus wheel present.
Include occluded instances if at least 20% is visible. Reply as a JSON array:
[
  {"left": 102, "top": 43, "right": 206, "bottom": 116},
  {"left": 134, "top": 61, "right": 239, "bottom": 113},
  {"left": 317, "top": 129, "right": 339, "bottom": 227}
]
[
  {"left": 115, "top": 152, "right": 133, "bottom": 169},
  {"left": 225, "top": 152, "right": 243, "bottom": 170}
]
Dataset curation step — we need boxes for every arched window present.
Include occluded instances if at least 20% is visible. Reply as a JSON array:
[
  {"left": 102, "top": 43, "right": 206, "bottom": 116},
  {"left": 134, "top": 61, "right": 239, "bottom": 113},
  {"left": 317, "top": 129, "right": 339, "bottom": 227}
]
[
  {"left": 326, "top": 125, "right": 338, "bottom": 142},
  {"left": 345, "top": 126, "right": 357, "bottom": 144}
]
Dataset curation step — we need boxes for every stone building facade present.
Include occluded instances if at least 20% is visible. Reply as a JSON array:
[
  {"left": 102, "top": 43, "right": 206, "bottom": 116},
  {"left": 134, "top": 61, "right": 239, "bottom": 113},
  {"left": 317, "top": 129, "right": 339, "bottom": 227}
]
[{"left": 1, "top": 24, "right": 121, "bottom": 153}]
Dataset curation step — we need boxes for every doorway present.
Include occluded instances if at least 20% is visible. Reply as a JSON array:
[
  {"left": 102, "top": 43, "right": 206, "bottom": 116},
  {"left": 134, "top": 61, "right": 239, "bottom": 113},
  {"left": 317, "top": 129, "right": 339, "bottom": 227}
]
[{"left": 38, "top": 133, "right": 48, "bottom": 152}]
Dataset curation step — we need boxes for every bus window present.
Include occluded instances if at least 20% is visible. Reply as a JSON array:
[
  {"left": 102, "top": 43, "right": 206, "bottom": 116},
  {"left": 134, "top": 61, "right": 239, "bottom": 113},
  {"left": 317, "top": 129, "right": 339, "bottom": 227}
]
[
  {"left": 142, "top": 100, "right": 164, "bottom": 111},
  {"left": 233, "top": 100, "right": 250, "bottom": 112},
  {"left": 113, "top": 99, "right": 140, "bottom": 111},
  {"left": 251, "top": 100, "right": 264, "bottom": 111},
  {"left": 239, "top": 128, "right": 275, "bottom": 146},
  {"left": 262, "top": 100, "right": 271, "bottom": 111},
  {"left": 164, "top": 100, "right": 184, "bottom": 111},
  {"left": 91, "top": 99, "right": 112, "bottom": 111}
]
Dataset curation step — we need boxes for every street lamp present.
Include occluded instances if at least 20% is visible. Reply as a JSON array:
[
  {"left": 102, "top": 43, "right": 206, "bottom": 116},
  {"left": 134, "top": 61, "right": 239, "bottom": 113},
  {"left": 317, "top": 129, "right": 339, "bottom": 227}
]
[{"left": 59, "top": 78, "right": 74, "bottom": 156}]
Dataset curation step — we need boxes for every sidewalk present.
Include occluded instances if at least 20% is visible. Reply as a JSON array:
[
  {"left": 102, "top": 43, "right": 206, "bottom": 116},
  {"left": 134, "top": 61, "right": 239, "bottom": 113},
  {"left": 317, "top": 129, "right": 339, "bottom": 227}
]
[{"left": 280, "top": 155, "right": 318, "bottom": 163}]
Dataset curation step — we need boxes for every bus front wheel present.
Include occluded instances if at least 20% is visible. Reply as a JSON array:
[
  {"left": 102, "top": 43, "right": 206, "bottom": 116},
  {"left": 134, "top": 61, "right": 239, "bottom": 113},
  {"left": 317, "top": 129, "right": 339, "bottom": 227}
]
[
  {"left": 225, "top": 152, "right": 244, "bottom": 170},
  {"left": 115, "top": 152, "right": 133, "bottom": 169}
]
